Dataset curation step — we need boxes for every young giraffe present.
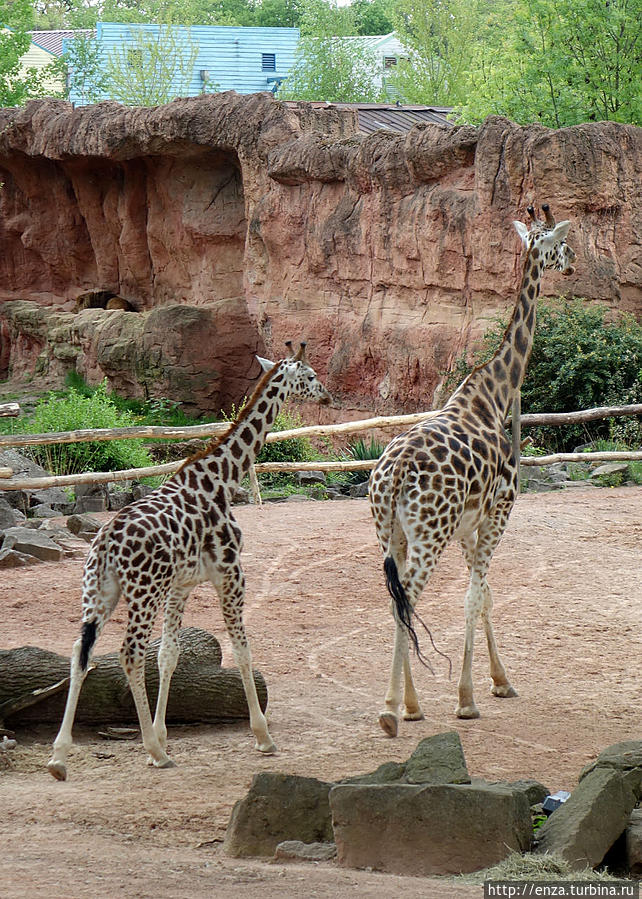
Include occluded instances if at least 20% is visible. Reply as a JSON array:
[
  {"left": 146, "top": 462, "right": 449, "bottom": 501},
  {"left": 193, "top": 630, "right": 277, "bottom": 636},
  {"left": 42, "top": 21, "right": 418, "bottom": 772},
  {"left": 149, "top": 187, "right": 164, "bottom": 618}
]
[
  {"left": 48, "top": 341, "right": 331, "bottom": 781},
  {"left": 369, "top": 204, "right": 576, "bottom": 735}
]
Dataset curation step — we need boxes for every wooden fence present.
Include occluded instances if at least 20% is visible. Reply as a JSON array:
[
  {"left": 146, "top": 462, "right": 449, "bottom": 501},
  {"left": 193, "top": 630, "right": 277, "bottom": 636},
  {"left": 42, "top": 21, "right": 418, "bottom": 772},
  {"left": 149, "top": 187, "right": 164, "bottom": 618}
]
[{"left": 0, "top": 402, "right": 640, "bottom": 493}]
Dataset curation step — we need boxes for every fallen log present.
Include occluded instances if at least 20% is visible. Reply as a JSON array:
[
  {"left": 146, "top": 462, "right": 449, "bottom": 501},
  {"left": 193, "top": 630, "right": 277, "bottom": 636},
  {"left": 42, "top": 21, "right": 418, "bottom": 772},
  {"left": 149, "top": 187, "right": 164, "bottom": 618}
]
[{"left": 0, "top": 627, "right": 267, "bottom": 727}]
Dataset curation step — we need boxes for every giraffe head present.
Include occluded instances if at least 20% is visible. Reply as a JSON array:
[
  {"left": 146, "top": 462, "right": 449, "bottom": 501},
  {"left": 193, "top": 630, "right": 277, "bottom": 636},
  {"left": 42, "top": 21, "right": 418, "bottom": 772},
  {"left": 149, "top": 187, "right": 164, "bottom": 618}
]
[
  {"left": 257, "top": 341, "right": 332, "bottom": 405},
  {"left": 513, "top": 204, "right": 576, "bottom": 275}
]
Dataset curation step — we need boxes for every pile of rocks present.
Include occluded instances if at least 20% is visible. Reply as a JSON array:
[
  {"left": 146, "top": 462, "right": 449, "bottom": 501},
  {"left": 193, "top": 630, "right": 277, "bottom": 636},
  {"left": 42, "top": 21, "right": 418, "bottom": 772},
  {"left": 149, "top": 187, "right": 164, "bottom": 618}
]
[
  {"left": 224, "top": 732, "right": 642, "bottom": 878},
  {"left": 521, "top": 460, "right": 636, "bottom": 493}
]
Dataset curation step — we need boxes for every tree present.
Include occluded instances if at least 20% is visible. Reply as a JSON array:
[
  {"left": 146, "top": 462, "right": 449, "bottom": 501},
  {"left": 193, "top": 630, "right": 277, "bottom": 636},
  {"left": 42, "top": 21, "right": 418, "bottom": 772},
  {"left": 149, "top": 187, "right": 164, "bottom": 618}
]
[
  {"left": 460, "top": 0, "right": 642, "bottom": 126},
  {"left": 389, "top": 0, "right": 494, "bottom": 107},
  {"left": 350, "top": 0, "right": 394, "bottom": 36},
  {"left": 63, "top": 32, "right": 110, "bottom": 104},
  {"left": 0, "top": 0, "right": 36, "bottom": 106},
  {"left": 103, "top": 24, "right": 200, "bottom": 106},
  {"left": 278, "top": 0, "right": 384, "bottom": 102}
]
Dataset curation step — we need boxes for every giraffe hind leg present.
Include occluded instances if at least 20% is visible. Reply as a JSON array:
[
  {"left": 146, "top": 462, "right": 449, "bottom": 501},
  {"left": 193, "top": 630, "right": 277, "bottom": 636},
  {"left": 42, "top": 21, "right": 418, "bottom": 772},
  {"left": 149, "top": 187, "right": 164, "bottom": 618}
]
[
  {"left": 151, "top": 588, "right": 191, "bottom": 757},
  {"left": 48, "top": 568, "right": 120, "bottom": 781}
]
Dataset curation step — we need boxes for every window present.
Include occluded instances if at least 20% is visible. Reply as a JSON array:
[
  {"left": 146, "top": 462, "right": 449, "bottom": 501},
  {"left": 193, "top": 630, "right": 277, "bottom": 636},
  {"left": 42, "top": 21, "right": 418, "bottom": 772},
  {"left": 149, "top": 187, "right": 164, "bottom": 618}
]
[
  {"left": 262, "top": 53, "right": 276, "bottom": 72},
  {"left": 384, "top": 56, "right": 397, "bottom": 68}
]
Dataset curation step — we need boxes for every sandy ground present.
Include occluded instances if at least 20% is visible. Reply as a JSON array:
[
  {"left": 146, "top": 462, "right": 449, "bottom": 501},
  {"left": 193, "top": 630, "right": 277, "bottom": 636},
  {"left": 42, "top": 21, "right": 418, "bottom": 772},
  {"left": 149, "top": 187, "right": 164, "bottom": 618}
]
[{"left": 1, "top": 487, "right": 641, "bottom": 898}]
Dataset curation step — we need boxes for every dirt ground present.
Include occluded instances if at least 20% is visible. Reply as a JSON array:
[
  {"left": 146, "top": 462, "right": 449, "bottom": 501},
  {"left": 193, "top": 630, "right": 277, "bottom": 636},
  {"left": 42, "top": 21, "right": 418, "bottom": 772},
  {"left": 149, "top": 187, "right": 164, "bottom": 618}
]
[{"left": 1, "top": 487, "right": 641, "bottom": 898}]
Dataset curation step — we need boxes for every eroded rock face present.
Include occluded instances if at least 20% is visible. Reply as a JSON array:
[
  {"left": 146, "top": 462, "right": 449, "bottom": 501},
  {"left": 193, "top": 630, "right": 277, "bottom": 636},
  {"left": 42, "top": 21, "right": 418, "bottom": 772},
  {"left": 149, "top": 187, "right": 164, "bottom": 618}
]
[{"left": 0, "top": 94, "right": 640, "bottom": 415}]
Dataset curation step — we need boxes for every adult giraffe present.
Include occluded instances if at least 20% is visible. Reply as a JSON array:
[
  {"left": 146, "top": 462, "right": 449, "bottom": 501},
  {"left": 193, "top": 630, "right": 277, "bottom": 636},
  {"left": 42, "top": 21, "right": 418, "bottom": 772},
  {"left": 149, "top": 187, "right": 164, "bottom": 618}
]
[
  {"left": 48, "top": 342, "right": 331, "bottom": 781},
  {"left": 369, "top": 204, "right": 576, "bottom": 736}
]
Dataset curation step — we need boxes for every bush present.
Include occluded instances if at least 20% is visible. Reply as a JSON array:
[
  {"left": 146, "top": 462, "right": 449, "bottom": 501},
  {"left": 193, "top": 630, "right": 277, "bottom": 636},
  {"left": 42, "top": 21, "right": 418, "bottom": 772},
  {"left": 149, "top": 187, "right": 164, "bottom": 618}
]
[
  {"left": 16, "top": 381, "right": 154, "bottom": 475},
  {"left": 344, "top": 435, "right": 386, "bottom": 484},
  {"left": 442, "top": 299, "right": 642, "bottom": 452}
]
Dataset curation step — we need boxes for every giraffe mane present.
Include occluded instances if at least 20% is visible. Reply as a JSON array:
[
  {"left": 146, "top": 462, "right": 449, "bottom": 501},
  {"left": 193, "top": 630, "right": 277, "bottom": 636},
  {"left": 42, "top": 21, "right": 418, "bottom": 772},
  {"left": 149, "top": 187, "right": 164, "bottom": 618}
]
[{"left": 175, "top": 359, "right": 282, "bottom": 473}]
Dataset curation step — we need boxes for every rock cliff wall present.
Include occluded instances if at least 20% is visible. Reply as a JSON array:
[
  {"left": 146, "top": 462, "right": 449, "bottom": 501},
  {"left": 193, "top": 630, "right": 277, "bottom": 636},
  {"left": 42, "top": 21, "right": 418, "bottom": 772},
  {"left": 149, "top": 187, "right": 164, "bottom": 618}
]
[{"left": 0, "top": 93, "right": 640, "bottom": 415}]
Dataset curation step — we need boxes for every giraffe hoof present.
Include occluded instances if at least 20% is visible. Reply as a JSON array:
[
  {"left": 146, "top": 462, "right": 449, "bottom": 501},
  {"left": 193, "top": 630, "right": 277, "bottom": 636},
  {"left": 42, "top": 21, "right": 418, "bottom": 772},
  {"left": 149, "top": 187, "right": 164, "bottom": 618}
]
[
  {"left": 148, "top": 756, "right": 177, "bottom": 769},
  {"left": 47, "top": 760, "right": 67, "bottom": 781},
  {"left": 402, "top": 708, "right": 425, "bottom": 722},
  {"left": 378, "top": 712, "right": 398, "bottom": 737},
  {"left": 455, "top": 704, "right": 480, "bottom": 719},
  {"left": 492, "top": 684, "right": 518, "bottom": 698},
  {"left": 256, "top": 740, "right": 277, "bottom": 754}
]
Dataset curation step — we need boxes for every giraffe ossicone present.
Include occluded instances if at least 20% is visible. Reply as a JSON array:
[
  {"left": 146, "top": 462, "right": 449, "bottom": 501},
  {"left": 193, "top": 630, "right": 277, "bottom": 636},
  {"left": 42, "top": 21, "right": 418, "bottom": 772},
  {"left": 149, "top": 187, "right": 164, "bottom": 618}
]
[
  {"left": 47, "top": 341, "right": 331, "bottom": 781},
  {"left": 369, "top": 204, "right": 577, "bottom": 736}
]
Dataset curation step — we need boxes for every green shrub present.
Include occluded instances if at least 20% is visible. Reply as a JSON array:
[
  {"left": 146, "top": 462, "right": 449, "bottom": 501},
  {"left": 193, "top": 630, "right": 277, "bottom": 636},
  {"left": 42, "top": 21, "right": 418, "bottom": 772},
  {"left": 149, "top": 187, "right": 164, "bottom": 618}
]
[
  {"left": 16, "top": 381, "right": 154, "bottom": 475},
  {"left": 344, "top": 435, "right": 386, "bottom": 484},
  {"left": 442, "top": 299, "right": 642, "bottom": 452}
]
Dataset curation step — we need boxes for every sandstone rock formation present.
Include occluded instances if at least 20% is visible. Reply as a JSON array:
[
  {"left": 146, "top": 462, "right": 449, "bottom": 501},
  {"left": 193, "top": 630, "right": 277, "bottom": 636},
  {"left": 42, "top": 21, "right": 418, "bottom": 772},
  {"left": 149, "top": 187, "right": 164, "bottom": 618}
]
[{"left": 1, "top": 93, "right": 640, "bottom": 415}]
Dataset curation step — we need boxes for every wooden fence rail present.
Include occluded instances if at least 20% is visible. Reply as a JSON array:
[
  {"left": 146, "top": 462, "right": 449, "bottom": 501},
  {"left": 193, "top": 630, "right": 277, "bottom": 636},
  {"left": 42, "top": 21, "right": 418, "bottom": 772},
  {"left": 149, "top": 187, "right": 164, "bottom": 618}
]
[{"left": 0, "top": 403, "right": 640, "bottom": 491}]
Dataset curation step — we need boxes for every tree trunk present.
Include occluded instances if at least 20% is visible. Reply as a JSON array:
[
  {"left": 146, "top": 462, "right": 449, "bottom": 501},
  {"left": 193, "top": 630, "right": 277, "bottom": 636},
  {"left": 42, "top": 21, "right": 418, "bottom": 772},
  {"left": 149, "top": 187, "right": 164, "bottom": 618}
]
[{"left": 0, "top": 627, "right": 267, "bottom": 727}]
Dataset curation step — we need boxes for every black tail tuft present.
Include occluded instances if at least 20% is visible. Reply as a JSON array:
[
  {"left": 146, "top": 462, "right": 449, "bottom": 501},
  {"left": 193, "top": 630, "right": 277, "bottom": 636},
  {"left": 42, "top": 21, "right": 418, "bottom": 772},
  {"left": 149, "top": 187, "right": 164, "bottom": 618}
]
[
  {"left": 383, "top": 556, "right": 452, "bottom": 677},
  {"left": 384, "top": 556, "right": 424, "bottom": 662},
  {"left": 79, "top": 621, "right": 97, "bottom": 671}
]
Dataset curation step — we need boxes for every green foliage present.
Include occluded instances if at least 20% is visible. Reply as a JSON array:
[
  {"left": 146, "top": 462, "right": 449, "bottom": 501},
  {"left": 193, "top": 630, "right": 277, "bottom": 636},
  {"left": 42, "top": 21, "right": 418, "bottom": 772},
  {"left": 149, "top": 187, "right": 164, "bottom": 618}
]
[
  {"left": 63, "top": 32, "right": 110, "bottom": 103},
  {"left": 103, "top": 24, "right": 199, "bottom": 106},
  {"left": 443, "top": 299, "right": 642, "bottom": 452},
  {"left": 343, "top": 435, "right": 385, "bottom": 484},
  {"left": 14, "top": 381, "right": 154, "bottom": 476},
  {"left": 459, "top": 0, "right": 642, "bottom": 126},
  {"left": 0, "top": 0, "right": 36, "bottom": 106},
  {"left": 278, "top": 0, "right": 385, "bottom": 102},
  {"left": 350, "top": 0, "right": 394, "bottom": 36},
  {"left": 390, "top": 0, "right": 485, "bottom": 106}
]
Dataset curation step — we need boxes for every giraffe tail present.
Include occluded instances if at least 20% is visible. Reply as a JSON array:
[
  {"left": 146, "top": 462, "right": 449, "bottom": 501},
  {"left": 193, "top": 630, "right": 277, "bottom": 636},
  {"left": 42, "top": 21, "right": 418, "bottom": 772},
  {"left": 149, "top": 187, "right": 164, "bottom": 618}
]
[
  {"left": 384, "top": 556, "right": 452, "bottom": 677},
  {"left": 384, "top": 556, "right": 424, "bottom": 662},
  {"left": 79, "top": 621, "right": 97, "bottom": 671}
]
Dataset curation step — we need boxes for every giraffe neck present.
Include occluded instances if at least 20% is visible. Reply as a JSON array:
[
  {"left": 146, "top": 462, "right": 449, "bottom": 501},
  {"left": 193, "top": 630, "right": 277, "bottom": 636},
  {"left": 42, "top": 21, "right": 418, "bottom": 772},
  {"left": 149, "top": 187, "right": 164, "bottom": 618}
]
[
  {"left": 176, "top": 365, "right": 291, "bottom": 492},
  {"left": 452, "top": 248, "right": 543, "bottom": 421}
]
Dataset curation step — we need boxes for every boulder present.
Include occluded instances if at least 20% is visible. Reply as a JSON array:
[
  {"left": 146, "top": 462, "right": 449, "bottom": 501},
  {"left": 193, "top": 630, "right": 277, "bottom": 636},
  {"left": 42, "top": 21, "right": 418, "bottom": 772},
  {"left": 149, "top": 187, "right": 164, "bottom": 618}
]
[
  {"left": 274, "top": 841, "right": 337, "bottom": 862},
  {"left": 0, "top": 547, "right": 40, "bottom": 567},
  {"left": 625, "top": 808, "right": 642, "bottom": 878},
  {"left": 579, "top": 740, "right": 642, "bottom": 799},
  {"left": 224, "top": 772, "right": 334, "bottom": 857},
  {"left": 343, "top": 731, "right": 471, "bottom": 787},
  {"left": 0, "top": 526, "right": 63, "bottom": 562},
  {"left": 0, "top": 495, "right": 23, "bottom": 530},
  {"left": 330, "top": 781, "right": 532, "bottom": 875},
  {"left": 534, "top": 767, "right": 638, "bottom": 870}
]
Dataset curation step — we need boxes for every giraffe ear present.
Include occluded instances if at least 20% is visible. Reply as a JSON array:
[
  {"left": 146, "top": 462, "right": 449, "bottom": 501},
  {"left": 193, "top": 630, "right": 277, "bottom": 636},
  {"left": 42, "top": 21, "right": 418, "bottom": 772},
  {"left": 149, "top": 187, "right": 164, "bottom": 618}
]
[
  {"left": 513, "top": 221, "right": 530, "bottom": 243},
  {"left": 551, "top": 220, "right": 571, "bottom": 241},
  {"left": 256, "top": 355, "right": 274, "bottom": 373}
]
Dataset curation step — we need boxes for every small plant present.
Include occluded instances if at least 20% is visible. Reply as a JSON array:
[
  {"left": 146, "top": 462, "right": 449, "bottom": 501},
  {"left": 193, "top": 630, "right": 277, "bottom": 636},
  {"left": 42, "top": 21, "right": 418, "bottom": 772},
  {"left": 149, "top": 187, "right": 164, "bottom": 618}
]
[
  {"left": 343, "top": 435, "right": 386, "bottom": 484},
  {"left": 15, "top": 381, "right": 154, "bottom": 476}
]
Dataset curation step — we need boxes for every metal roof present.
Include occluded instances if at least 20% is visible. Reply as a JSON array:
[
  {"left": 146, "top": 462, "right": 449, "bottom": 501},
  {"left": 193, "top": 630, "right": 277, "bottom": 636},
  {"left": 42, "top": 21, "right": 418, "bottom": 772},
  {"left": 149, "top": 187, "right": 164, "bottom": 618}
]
[
  {"left": 287, "top": 101, "right": 454, "bottom": 133},
  {"left": 28, "top": 30, "right": 93, "bottom": 56}
]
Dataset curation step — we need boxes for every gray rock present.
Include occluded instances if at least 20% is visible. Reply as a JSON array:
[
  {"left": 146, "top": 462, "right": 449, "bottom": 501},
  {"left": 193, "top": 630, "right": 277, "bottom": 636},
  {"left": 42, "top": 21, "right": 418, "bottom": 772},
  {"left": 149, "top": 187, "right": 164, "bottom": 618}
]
[
  {"left": 330, "top": 781, "right": 531, "bottom": 875},
  {"left": 296, "top": 470, "right": 326, "bottom": 486},
  {"left": 1, "top": 526, "right": 63, "bottom": 562},
  {"left": 274, "top": 841, "right": 337, "bottom": 861},
  {"left": 30, "top": 504, "right": 60, "bottom": 518},
  {"left": 505, "top": 779, "right": 550, "bottom": 807},
  {"left": 230, "top": 485, "right": 250, "bottom": 505},
  {"left": 224, "top": 772, "right": 334, "bottom": 858},
  {"left": 534, "top": 766, "right": 638, "bottom": 870},
  {"left": 66, "top": 514, "right": 102, "bottom": 537},
  {"left": 590, "top": 462, "right": 629, "bottom": 479},
  {"left": 625, "top": 807, "right": 642, "bottom": 878},
  {"left": 0, "top": 547, "right": 40, "bottom": 567},
  {"left": 0, "top": 496, "right": 22, "bottom": 530},
  {"left": 73, "top": 483, "right": 109, "bottom": 513},
  {"left": 285, "top": 493, "right": 309, "bottom": 502},
  {"left": 404, "top": 731, "right": 471, "bottom": 785},
  {"left": 579, "top": 740, "right": 642, "bottom": 799},
  {"left": 343, "top": 732, "right": 470, "bottom": 787},
  {"left": 348, "top": 481, "right": 369, "bottom": 498},
  {"left": 108, "top": 490, "right": 134, "bottom": 511},
  {"left": 131, "top": 484, "right": 155, "bottom": 500}
]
